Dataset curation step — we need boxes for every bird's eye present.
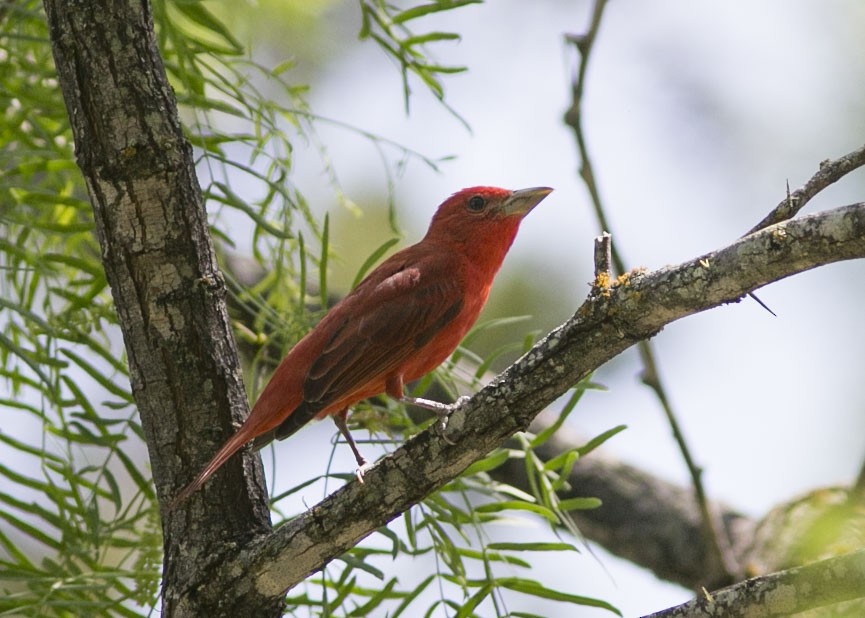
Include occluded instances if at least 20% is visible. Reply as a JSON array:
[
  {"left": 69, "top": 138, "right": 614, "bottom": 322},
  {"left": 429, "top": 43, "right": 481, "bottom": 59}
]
[{"left": 467, "top": 195, "right": 486, "bottom": 212}]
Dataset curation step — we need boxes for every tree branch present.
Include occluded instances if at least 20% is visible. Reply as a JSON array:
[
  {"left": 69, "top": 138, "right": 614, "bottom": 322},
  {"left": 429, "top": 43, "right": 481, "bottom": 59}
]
[
  {"left": 200, "top": 202, "right": 865, "bottom": 604},
  {"left": 747, "top": 144, "right": 865, "bottom": 234},
  {"left": 642, "top": 549, "right": 865, "bottom": 618}
]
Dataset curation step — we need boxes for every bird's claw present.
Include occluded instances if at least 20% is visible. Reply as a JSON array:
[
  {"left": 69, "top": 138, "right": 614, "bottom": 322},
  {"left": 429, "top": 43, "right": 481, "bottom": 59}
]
[
  {"left": 355, "top": 461, "right": 373, "bottom": 484},
  {"left": 436, "top": 418, "right": 457, "bottom": 445},
  {"left": 434, "top": 396, "right": 468, "bottom": 445}
]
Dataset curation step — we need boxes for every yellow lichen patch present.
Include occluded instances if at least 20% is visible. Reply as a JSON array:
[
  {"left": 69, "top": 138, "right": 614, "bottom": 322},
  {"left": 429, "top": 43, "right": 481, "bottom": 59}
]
[
  {"left": 615, "top": 267, "right": 646, "bottom": 287},
  {"left": 592, "top": 271, "right": 612, "bottom": 297}
]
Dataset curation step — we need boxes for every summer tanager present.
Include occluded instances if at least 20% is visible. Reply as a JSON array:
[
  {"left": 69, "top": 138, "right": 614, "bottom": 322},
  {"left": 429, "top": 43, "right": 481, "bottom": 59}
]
[{"left": 171, "top": 186, "right": 552, "bottom": 506}]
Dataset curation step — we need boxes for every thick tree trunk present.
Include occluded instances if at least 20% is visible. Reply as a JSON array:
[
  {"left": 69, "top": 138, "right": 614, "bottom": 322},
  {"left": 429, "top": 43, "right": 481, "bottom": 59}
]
[{"left": 42, "top": 1, "right": 280, "bottom": 615}]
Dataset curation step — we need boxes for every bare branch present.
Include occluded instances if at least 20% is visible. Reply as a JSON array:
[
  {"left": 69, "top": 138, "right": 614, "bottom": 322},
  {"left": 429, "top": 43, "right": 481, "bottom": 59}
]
[
  {"left": 593, "top": 232, "right": 612, "bottom": 279},
  {"left": 747, "top": 144, "right": 865, "bottom": 235}
]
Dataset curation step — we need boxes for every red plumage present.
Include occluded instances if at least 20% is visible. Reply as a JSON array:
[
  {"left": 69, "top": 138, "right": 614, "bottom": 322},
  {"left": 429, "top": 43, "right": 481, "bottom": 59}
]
[{"left": 171, "top": 186, "right": 552, "bottom": 506}]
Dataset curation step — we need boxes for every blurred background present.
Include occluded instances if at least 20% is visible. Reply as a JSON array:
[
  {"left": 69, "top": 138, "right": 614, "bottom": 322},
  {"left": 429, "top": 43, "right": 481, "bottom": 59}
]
[{"left": 205, "top": 0, "right": 865, "bottom": 615}]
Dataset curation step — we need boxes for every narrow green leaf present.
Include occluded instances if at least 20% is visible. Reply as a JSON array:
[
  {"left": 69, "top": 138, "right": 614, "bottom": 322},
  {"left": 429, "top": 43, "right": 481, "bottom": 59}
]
[
  {"left": 0, "top": 510, "right": 60, "bottom": 552},
  {"left": 392, "top": 1, "right": 482, "bottom": 24},
  {"left": 374, "top": 525, "right": 401, "bottom": 559},
  {"left": 576, "top": 424, "right": 627, "bottom": 457},
  {"left": 416, "top": 63, "right": 468, "bottom": 75},
  {"left": 390, "top": 574, "right": 434, "bottom": 618},
  {"left": 455, "top": 582, "right": 493, "bottom": 618},
  {"left": 549, "top": 450, "right": 580, "bottom": 492},
  {"left": 403, "top": 509, "right": 417, "bottom": 552},
  {"left": 173, "top": 1, "right": 243, "bottom": 53},
  {"left": 59, "top": 348, "right": 133, "bottom": 401},
  {"left": 403, "top": 32, "right": 461, "bottom": 47},
  {"left": 473, "top": 501, "right": 558, "bottom": 523},
  {"left": 461, "top": 448, "right": 509, "bottom": 476},
  {"left": 319, "top": 213, "right": 329, "bottom": 310},
  {"left": 497, "top": 577, "right": 621, "bottom": 614},
  {"left": 348, "top": 577, "right": 397, "bottom": 616},
  {"left": 208, "top": 182, "right": 292, "bottom": 239},
  {"left": 453, "top": 546, "right": 530, "bottom": 568},
  {"left": 298, "top": 231, "right": 308, "bottom": 310},
  {"left": 557, "top": 497, "right": 602, "bottom": 512},
  {"left": 543, "top": 449, "right": 579, "bottom": 473},
  {"left": 486, "top": 542, "right": 579, "bottom": 553},
  {"left": 351, "top": 237, "right": 400, "bottom": 289}
]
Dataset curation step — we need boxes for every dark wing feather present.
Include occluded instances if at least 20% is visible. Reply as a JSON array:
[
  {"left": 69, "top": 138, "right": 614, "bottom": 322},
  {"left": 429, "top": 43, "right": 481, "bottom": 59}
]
[
  {"left": 255, "top": 401, "right": 320, "bottom": 445},
  {"left": 304, "top": 260, "right": 463, "bottom": 407}
]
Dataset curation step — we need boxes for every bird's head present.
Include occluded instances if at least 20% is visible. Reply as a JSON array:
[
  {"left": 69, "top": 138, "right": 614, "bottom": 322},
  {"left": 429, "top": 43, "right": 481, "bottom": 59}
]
[{"left": 425, "top": 186, "right": 553, "bottom": 263}]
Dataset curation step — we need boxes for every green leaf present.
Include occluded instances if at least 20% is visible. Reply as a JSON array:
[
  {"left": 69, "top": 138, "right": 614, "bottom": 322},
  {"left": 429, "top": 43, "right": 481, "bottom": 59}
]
[
  {"left": 531, "top": 380, "right": 588, "bottom": 447},
  {"left": 348, "top": 577, "right": 398, "bottom": 616},
  {"left": 454, "top": 582, "right": 493, "bottom": 618},
  {"left": 173, "top": 1, "right": 244, "bottom": 54},
  {"left": 461, "top": 448, "right": 509, "bottom": 476},
  {"left": 319, "top": 213, "right": 330, "bottom": 311},
  {"left": 486, "top": 542, "right": 579, "bottom": 552},
  {"left": 474, "top": 501, "right": 559, "bottom": 522},
  {"left": 59, "top": 348, "right": 134, "bottom": 401},
  {"left": 352, "top": 237, "right": 400, "bottom": 289},
  {"left": 403, "top": 32, "right": 461, "bottom": 47},
  {"left": 392, "top": 1, "right": 483, "bottom": 24},
  {"left": 557, "top": 497, "right": 602, "bottom": 512},
  {"left": 498, "top": 577, "right": 621, "bottom": 614},
  {"left": 577, "top": 424, "right": 628, "bottom": 457},
  {"left": 390, "top": 574, "right": 434, "bottom": 618}
]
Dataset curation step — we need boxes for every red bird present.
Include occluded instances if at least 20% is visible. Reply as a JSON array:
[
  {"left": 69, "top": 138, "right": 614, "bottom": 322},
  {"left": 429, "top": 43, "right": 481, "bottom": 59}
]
[{"left": 171, "top": 186, "right": 552, "bottom": 506}]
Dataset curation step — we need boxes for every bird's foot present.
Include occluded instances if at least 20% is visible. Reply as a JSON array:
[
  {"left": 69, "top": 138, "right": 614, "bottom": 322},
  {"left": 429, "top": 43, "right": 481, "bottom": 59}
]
[
  {"left": 402, "top": 395, "right": 470, "bottom": 445},
  {"left": 434, "top": 408, "right": 457, "bottom": 445},
  {"left": 355, "top": 460, "right": 373, "bottom": 484}
]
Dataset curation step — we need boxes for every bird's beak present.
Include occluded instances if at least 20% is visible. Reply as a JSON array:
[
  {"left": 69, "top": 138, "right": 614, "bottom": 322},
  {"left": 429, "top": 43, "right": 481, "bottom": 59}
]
[{"left": 500, "top": 186, "right": 554, "bottom": 217}]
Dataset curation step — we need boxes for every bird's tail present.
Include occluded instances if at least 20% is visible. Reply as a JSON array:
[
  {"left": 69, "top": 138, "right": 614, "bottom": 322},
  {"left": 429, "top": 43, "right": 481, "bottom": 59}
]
[
  {"left": 253, "top": 401, "right": 320, "bottom": 450},
  {"left": 167, "top": 401, "right": 318, "bottom": 510},
  {"left": 167, "top": 429, "right": 254, "bottom": 510}
]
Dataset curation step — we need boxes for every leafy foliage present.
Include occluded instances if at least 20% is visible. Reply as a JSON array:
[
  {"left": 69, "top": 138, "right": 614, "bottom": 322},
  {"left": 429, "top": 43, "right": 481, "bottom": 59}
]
[
  {"left": 0, "top": 3, "right": 160, "bottom": 614},
  {"left": 0, "top": 0, "right": 618, "bottom": 616},
  {"left": 359, "top": 0, "right": 482, "bottom": 114}
]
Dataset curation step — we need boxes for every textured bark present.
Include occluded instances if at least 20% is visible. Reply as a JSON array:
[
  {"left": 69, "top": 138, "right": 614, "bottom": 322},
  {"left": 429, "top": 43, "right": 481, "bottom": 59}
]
[
  {"left": 642, "top": 549, "right": 865, "bottom": 618},
  {"left": 42, "top": 1, "right": 280, "bottom": 616}
]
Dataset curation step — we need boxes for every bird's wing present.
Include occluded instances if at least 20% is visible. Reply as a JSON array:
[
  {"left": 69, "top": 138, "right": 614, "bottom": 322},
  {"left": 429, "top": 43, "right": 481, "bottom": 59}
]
[{"left": 303, "top": 254, "right": 463, "bottom": 407}]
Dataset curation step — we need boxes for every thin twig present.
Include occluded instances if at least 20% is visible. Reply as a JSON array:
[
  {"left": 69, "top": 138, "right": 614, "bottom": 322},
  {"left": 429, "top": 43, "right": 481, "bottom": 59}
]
[
  {"left": 752, "top": 143, "right": 865, "bottom": 501},
  {"left": 746, "top": 144, "right": 865, "bottom": 235},
  {"left": 743, "top": 146, "right": 865, "bottom": 317},
  {"left": 593, "top": 232, "right": 612, "bottom": 279},
  {"left": 563, "top": 0, "right": 737, "bottom": 580}
]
